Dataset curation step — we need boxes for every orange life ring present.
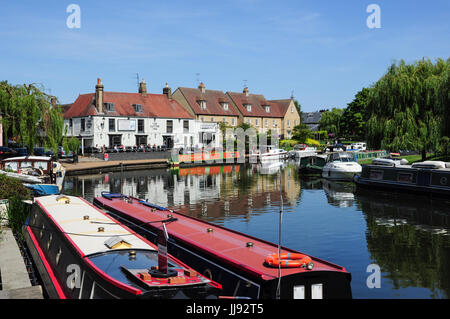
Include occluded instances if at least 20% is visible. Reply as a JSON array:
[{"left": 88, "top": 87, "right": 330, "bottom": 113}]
[{"left": 264, "top": 253, "right": 313, "bottom": 268}]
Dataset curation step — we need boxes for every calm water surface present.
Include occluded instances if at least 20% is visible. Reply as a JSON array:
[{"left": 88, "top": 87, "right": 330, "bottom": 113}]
[{"left": 62, "top": 161, "right": 450, "bottom": 299}]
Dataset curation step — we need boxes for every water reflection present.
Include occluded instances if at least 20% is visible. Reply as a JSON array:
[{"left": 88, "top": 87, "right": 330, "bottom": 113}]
[{"left": 62, "top": 162, "right": 450, "bottom": 298}]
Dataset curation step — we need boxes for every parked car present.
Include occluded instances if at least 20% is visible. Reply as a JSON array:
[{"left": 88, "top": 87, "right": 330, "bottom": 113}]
[
  {"left": 34, "top": 147, "right": 54, "bottom": 157},
  {"left": 12, "top": 147, "right": 28, "bottom": 157},
  {"left": 58, "top": 146, "right": 73, "bottom": 158},
  {"left": 0, "top": 146, "right": 17, "bottom": 160}
]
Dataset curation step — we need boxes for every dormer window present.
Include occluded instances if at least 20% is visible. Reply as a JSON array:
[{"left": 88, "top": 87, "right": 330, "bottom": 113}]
[
  {"left": 133, "top": 104, "right": 143, "bottom": 113},
  {"left": 222, "top": 102, "right": 229, "bottom": 111},
  {"left": 104, "top": 102, "right": 115, "bottom": 112},
  {"left": 245, "top": 104, "right": 251, "bottom": 112},
  {"left": 265, "top": 106, "right": 270, "bottom": 113},
  {"left": 199, "top": 100, "right": 207, "bottom": 110}
]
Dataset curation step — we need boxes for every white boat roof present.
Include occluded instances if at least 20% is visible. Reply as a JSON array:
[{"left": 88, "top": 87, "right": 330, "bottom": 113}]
[
  {"left": 35, "top": 195, "right": 154, "bottom": 256},
  {"left": 2, "top": 156, "right": 52, "bottom": 162}
]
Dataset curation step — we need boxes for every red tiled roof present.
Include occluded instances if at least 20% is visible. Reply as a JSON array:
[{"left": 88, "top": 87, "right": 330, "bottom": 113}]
[
  {"left": 63, "top": 92, "right": 194, "bottom": 119},
  {"left": 226, "top": 92, "right": 285, "bottom": 118},
  {"left": 176, "top": 87, "right": 240, "bottom": 117},
  {"left": 269, "top": 99, "right": 294, "bottom": 116}
]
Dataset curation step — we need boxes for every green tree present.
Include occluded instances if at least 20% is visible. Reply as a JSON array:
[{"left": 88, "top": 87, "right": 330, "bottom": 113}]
[
  {"left": 318, "top": 108, "right": 344, "bottom": 138},
  {"left": 340, "top": 88, "right": 371, "bottom": 140},
  {"left": 292, "top": 123, "right": 313, "bottom": 144},
  {"left": 0, "top": 81, "right": 63, "bottom": 153},
  {"left": 366, "top": 58, "right": 448, "bottom": 160}
]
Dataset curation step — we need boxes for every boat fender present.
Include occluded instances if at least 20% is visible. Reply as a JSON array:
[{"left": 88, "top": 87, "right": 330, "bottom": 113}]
[{"left": 264, "top": 253, "right": 314, "bottom": 269}]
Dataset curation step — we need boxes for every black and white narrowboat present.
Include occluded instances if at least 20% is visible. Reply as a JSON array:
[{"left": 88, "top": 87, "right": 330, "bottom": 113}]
[
  {"left": 354, "top": 159, "right": 450, "bottom": 196},
  {"left": 23, "top": 194, "right": 222, "bottom": 299}
]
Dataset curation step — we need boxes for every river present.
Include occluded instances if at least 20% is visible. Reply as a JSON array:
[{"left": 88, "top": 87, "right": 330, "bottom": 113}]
[{"left": 62, "top": 161, "right": 450, "bottom": 299}]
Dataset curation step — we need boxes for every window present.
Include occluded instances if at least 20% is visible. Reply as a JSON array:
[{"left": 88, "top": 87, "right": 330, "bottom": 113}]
[
  {"left": 81, "top": 118, "right": 85, "bottom": 132},
  {"left": 199, "top": 101, "right": 206, "bottom": 110},
  {"left": 104, "top": 103, "right": 115, "bottom": 112},
  {"left": 109, "top": 119, "right": 115, "bottom": 132},
  {"left": 133, "top": 104, "right": 143, "bottom": 113},
  {"left": 247, "top": 118, "right": 251, "bottom": 124},
  {"left": 231, "top": 118, "right": 235, "bottom": 126},
  {"left": 137, "top": 119, "right": 144, "bottom": 133},
  {"left": 265, "top": 119, "right": 268, "bottom": 127},
  {"left": 291, "top": 106, "right": 294, "bottom": 113},
  {"left": 223, "top": 118, "right": 226, "bottom": 123},
  {"left": 221, "top": 102, "right": 229, "bottom": 111},
  {"left": 287, "top": 120, "right": 290, "bottom": 127},
  {"left": 273, "top": 120, "right": 276, "bottom": 128},
  {"left": 183, "top": 120, "right": 189, "bottom": 133},
  {"left": 69, "top": 119, "right": 73, "bottom": 128},
  {"left": 211, "top": 117, "right": 214, "bottom": 122},
  {"left": 255, "top": 119, "right": 259, "bottom": 126},
  {"left": 166, "top": 120, "right": 173, "bottom": 133},
  {"left": 245, "top": 104, "right": 252, "bottom": 112},
  {"left": 294, "top": 120, "right": 298, "bottom": 126},
  {"left": 265, "top": 106, "right": 270, "bottom": 113}
]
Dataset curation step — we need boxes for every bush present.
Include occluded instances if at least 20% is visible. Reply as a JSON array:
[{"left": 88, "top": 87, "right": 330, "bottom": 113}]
[
  {"left": 0, "top": 174, "right": 31, "bottom": 199},
  {"left": 7, "top": 195, "right": 30, "bottom": 239}
]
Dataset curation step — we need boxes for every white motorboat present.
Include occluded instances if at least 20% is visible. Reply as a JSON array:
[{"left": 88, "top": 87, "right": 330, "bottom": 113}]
[
  {"left": 0, "top": 156, "right": 66, "bottom": 190},
  {"left": 250, "top": 146, "right": 287, "bottom": 162},
  {"left": 288, "top": 144, "right": 317, "bottom": 159},
  {"left": 256, "top": 161, "right": 284, "bottom": 175},
  {"left": 322, "top": 152, "right": 362, "bottom": 181}
]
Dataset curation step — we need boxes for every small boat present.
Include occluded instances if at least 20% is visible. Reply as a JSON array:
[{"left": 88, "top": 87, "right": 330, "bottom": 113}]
[
  {"left": 255, "top": 161, "right": 284, "bottom": 175},
  {"left": 0, "top": 156, "right": 65, "bottom": 191},
  {"left": 298, "top": 155, "right": 328, "bottom": 175},
  {"left": 94, "top": 193, "right": 353, "bottom": 299},
  {"left": 354, "top": 160, "right": 450, "bottom": 196},
  {"left": 346, "top": 142, "right": 367, "bottom": 152},
  {"left": 322, "top": 152, "right": 362, "bottom": 181},
  {"left": 288, "top": 144, "right": 317, "bottom": 159},
  {"left": 250, "top": 146, "right": 287, "bottom": 162},
  {"left": 23, "top": 194, "right": 222, "bottom": 299}
]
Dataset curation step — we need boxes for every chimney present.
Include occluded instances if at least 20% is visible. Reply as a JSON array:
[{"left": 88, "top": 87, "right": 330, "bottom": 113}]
[
  {"left": 163, "top": 82, "right": 172, "bottom": 99},
  {"left": 95, "top": 78, "right": 104, "bottom": 114},
  {"left": 198, "top": 82, "right": 206, "bottom": 93},
  {"left": 243, "top": 87, "right": 249, "bottom": 97},
  {"left": 139, "top": 78, "right": 147, "bottom": 96}
]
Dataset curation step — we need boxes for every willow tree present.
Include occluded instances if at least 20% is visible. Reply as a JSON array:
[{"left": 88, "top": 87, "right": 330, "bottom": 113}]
[
  {"left": 366, "top": 58, "right": 449, "bottom": 160},
  {"left": 0, "top": 81, "right": 64, "bottom": 154},
  {"left": 318, "top": 108, "right": 344, "bottom": 138}
]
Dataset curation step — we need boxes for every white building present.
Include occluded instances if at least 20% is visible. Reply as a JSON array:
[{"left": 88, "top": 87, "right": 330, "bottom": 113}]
[{"left": 63, "top": 78, "right": 220, "bottom": 152}]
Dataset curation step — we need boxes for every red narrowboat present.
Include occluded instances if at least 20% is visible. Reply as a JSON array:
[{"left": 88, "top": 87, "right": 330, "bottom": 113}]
[{"left": 94, "top": 193, "right": 352, "bottom": 299}]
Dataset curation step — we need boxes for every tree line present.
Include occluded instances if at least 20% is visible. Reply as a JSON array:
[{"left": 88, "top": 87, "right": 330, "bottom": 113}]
[
  {"left": 302, "top": 57, "right": 449, "bottom": 160},
  {"left": 0, "top": 81, "right": 79, "bottom": 155}
]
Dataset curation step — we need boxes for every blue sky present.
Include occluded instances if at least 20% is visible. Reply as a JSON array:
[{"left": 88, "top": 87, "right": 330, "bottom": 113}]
[{"left": 1, "top": 0, "right": 449, "bottom": 111}]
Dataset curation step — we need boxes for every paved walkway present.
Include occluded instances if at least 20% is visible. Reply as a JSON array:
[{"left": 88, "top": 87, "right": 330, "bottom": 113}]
[{"left": 0, "top": 227, "right": 43, "bottom": 299}]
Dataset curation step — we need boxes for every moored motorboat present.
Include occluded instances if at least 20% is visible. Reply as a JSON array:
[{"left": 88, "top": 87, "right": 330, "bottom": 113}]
[
  {"left": 322, "top": 152, "right": 362, "bottom": 181},
  {"left": 0, "top": 156, "right": 65, "bottom": 190},
  {"left": 250, "top": 146, "right": 287, "bottom": 162},
  {"left": 94, "top": 193, "right": 353, "bottom": 299},
  {"left": 298, "top": 154, "right": 328, "bottom": 175},
  {"left": 354, "top": 160, "right": 450, "bottom": 196},
  {"left": 23, "top": 194, "right": 222, "bottom": 299},
  {"left": 288, "top": 144, "right": 317, "bottom": 159}
]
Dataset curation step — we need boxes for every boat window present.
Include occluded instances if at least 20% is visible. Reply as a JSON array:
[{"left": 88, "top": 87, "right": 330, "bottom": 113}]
[
  {"left": 34, "top": 161, "right": 49, "bottom": 170},
  {"left": 21, "top": 161, "right": 33, "bottom": 168},
  {"left": 398, "top": 173, "right": 413, "bottom": 183},
  {"left": 5, "top": 162, "right": 18, "bottom": 171},
  {"left": 369, "top": 170, "right": 383, "bottom": 180}
]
